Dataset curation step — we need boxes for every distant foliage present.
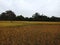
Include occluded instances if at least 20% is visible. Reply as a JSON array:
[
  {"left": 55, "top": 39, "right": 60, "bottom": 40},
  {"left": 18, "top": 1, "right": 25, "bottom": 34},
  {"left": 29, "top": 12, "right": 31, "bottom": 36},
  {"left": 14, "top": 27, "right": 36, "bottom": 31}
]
[
  {"left": 0, "top": 10, "right": 16, "bottom": 21},
  {"left": 16, "top": 15, "right": 24, "bottom": 21},
  {"left": 0, "top": 10, "right": 60, "bottom": 21}
]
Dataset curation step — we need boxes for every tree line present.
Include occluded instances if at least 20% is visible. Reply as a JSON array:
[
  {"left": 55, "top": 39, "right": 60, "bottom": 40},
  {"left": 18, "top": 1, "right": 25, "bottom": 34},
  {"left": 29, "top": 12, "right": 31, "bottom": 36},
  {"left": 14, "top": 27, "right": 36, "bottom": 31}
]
[{"left": 0, "top": 10, "right": 60, "bottom": 22}]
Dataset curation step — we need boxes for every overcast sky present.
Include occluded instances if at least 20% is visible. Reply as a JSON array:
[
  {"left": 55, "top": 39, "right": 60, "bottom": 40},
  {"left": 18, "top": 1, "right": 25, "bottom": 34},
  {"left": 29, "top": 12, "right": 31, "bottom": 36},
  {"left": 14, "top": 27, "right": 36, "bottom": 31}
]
[{"left": 0, "top": 0, "right": 60, "bottom": 17}]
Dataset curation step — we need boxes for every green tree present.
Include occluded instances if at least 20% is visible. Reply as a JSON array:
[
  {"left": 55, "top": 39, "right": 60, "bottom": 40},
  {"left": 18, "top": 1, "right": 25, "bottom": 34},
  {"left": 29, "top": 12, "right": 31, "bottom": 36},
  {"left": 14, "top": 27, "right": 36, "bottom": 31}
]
[
  {"left": 32, "top": 12, "right": 41, "bottom": 21},
  {"left": 16, "top": 15, "right": 25, "bottom": 21},
  {"left": 0, "top": 10, "right": 16, "bottom": 21}
]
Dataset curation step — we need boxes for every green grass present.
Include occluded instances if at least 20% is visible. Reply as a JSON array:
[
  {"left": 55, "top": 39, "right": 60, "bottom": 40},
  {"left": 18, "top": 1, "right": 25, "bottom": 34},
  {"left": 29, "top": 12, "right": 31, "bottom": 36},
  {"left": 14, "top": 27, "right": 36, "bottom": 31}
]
[{"left": 0, "top": 21, "right": 60, "bottom": 27}]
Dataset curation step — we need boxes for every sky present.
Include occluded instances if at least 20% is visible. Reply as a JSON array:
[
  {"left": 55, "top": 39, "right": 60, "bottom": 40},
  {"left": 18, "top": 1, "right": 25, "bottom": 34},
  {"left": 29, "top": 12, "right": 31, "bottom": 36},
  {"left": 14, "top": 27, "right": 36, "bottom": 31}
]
[{"left": 0, "top": 0, "right": 60, "bottom": 17}]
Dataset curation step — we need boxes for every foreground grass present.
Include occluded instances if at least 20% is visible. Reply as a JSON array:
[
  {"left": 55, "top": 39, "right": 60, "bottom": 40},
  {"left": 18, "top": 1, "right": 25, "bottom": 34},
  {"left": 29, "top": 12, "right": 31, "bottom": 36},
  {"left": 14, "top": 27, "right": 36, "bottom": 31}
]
[{"left": 0, "top": 21, "right": 60, "bottom": 45}]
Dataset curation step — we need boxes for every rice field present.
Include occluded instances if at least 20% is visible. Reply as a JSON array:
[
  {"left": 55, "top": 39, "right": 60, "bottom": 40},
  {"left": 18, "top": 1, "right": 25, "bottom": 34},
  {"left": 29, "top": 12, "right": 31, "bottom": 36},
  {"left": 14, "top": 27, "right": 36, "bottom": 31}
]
[{"left": 0, "top": 21, "right": 60, "bottom": 45}]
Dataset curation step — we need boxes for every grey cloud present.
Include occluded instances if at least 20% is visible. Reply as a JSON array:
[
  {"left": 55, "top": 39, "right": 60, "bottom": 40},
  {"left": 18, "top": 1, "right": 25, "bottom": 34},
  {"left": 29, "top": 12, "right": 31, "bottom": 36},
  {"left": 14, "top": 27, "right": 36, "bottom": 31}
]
[{"left": 0, "top": 0, "right": 60, "bottom": 17}]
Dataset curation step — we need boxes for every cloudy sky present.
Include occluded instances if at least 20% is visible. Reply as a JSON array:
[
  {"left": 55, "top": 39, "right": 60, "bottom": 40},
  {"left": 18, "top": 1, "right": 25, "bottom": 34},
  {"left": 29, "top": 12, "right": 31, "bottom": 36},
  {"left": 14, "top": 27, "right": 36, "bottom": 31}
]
[{"left": 0, "top": 0, "right": 60, "bottom": 17}]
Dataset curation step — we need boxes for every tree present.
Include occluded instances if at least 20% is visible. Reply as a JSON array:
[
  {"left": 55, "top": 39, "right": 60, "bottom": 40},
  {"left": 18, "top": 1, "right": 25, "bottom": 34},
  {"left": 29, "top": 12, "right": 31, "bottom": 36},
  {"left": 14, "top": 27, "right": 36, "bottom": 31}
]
[
  {"left": 50, "top": 16, "right": 60, "bottom": 21},
  {"left": 0, "top": 10, "right": 16, "bottom": 21},
  {"left": 5, "top": 10, "right": 16, "bottom": 20},
  {"left": 0, "top": 10, "right": 60, "bottom": 21},
  {"left": 40, "top": 14, "right": 49, "bottom": 21},
  {"left": 32, "top": 12, "right": 41, "bottom": 21},
  {"left": 16, "top": 15, "right": 25, "bottom": 21},
  {"left": 32, "top": 13, "right": 49, "bottom": 21},
  {"left": 0, "top": 12, "right": 7, "bottom": 20},
  {"left": 24, "top": 17, "right": 29, "bottom": 21}
]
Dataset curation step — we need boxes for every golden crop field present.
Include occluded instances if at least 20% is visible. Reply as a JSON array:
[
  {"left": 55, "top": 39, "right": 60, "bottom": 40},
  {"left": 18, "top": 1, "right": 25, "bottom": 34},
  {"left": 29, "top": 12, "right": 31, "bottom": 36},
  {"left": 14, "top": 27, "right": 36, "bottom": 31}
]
[{"left": 0, "top": 21, "right": 60, "bottom": 45}]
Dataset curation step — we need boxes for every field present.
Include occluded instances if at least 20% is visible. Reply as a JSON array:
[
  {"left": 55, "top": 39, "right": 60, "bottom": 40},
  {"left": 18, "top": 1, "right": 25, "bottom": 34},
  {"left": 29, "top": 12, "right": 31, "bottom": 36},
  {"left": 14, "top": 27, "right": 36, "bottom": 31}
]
[{"left": 0, "top": 21, "right": 60, "bottom": 45}]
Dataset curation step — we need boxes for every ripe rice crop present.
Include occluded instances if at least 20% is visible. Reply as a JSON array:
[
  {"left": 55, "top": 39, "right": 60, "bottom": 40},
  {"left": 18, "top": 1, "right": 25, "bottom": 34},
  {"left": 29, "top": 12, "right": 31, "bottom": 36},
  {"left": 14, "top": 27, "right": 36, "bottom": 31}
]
[{"left": 0, "top": 21, "right": 60, "bottom": 45}]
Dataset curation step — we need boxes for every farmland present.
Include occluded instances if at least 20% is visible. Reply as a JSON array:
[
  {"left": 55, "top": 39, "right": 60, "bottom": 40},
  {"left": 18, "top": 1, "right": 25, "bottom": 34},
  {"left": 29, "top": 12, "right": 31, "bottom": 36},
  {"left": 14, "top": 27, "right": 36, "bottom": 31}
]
[{"left": 0, "top": 21, "right": 60, "bottom": 45}]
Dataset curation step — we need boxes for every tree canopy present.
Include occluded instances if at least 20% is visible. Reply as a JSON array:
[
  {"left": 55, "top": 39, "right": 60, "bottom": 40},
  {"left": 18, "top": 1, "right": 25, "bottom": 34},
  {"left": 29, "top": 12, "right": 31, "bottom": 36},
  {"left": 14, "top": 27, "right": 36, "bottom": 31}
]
[{"left": 0, "top": 10, "right": 60, "bottom": 22}]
